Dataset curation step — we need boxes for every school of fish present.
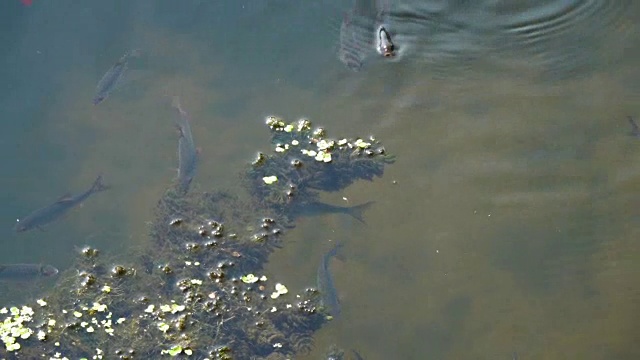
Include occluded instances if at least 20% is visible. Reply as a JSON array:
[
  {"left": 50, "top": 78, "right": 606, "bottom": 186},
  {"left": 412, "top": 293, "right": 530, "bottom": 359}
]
[{"left": 5, "top": 3, "right": 401, "bottom": 358}]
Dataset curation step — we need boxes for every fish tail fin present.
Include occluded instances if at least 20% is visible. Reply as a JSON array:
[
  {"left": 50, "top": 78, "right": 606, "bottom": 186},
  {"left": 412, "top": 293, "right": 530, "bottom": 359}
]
[
  {"left": 347, "top": 201, "right": 375, "bottom": 224},
  {"left": 91, "top": 175, "right": 110, "bottom": 193},
  {"left": 329, "top": 241, "right": 346, "bottom": 261}
]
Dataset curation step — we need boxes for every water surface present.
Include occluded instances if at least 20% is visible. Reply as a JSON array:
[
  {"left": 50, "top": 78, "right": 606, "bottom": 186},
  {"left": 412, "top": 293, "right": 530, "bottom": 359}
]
[{"left": 1, "top": 0, "right": 639, "bottom": 359}]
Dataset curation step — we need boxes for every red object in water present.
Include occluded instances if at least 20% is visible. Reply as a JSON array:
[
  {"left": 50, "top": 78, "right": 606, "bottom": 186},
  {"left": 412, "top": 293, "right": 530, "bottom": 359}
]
[{"left": 20, "top": 0, "right": 33, "bottom": 6}]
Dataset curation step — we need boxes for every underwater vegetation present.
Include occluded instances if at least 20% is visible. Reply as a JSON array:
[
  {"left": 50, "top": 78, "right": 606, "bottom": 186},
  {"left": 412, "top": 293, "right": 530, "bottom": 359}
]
[
  {"left": 245, "top": 116, "right": 394, "bottom": 225},
  {"left": 0, "top": 117, "right": 393, "bottom": 359}
]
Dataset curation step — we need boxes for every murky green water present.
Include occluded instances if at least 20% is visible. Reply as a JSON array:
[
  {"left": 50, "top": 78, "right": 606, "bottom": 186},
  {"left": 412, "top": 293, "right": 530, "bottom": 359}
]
[{"left": 1, "top": 0, "right": 639, "bottom": 359}]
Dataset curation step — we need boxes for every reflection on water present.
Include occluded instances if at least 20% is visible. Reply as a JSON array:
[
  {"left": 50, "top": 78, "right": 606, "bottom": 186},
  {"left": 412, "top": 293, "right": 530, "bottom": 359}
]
[{"left": 1, "top": 0, "right": 640, "bottom": 359}]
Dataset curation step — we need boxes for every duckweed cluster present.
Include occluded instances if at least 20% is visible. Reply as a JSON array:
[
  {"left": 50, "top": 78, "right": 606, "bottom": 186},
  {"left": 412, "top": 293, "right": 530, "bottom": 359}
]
[
  {"left": 0, "top": 118, "right": 393, "bottom": 359},
  {"left": 245, "top": 117, "right": 395, "bottom": 224}
]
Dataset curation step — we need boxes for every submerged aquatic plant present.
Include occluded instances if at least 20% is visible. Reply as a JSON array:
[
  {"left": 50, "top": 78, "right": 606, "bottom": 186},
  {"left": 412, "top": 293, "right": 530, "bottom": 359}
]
[
  {"left": 1, "top": 117, "right": 393, "bottom": 359},
  {"left": 244, "top": 116, "right": 395, "bottom": 223}
]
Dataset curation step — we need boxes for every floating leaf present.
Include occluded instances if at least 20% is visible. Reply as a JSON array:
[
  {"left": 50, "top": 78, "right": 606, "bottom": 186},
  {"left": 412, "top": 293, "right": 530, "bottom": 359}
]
[
  {"left": 241, "top": 274, "right": 259, "bottom": 284},
  {"left": 167, "top": 345, "right": 182, "bottom": 356},
  {"left": 262, "top": 176, "right": 278, "bottom": 185},
  {"left": 158, "top": 322, "right": 170, "bottom": 333},
  {"left": 275, "top": 283, "right": 288, "bottom": 295}
]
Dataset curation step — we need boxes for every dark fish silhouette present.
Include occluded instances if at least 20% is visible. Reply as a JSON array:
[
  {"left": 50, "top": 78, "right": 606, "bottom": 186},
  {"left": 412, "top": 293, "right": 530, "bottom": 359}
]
[
  {"left": 294, "top": 201, "right": 374, "bottom": 223},
  {"left": 171, "top": 97, "right": 199, "bottom": 195},
  {"left": 628, "top": 116, "right": 640, "bottom": 138},
  {"left": 352, "top": 350, "right": 365, "bottom": 360},
  {"left": 15, "top": 175, "right": 109, "bottom": 232},
  {"left": 93, "top": 50, "right": 140, "bottom": 105},
  {"left": 0, "top": 264, "right": 58, "bottom": 282},
  {"left": 317, "top": 242, "right": 344, "bottom": 317}
]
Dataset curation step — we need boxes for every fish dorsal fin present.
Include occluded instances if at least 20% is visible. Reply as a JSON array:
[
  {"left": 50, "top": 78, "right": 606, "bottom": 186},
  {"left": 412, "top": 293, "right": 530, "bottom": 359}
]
[{"left": 56, "top": 193, "right": 73, "bottom": 202}]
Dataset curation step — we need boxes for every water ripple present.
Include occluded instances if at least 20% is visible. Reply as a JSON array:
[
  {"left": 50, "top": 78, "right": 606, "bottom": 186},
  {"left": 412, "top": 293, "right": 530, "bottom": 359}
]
[
  {"left": 384, "top": 0, "right": 635, "bottom": 79},
  {"left": 495, "top": 0, "right": 634, "bottom": 76}
]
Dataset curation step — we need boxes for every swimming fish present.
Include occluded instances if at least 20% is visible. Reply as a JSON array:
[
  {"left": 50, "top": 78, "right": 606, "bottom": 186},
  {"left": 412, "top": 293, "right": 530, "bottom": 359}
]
[
  {"left": 628, "top": 116, "right": 640, "bottom": 138},
  {"left": 15, "top": 175, "right": 109, "bottom": 232},
  {"left": 293, "top": 200, "right": 374, "bottom": 223},
  {"left": 351, "top": 350, "right": 365, "bottom": 360},
  {"left": 171, "top": 97, "right": 199, "bottom": 195},
  {"left": 93, "top": 50, "right": 140, "bottom": 105},
  {"left": 0, "top": 264, "right": 58, "bottom": 282},
  {"left": 317, "top": 242, "right": 344, "bottom": 317}
]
